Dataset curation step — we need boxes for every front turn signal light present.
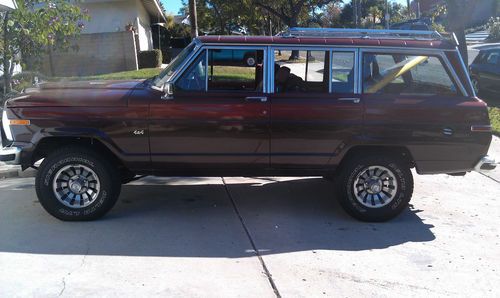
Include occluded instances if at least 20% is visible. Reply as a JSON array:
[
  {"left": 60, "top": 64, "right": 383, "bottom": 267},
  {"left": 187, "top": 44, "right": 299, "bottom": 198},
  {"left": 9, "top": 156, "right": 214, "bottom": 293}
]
[{"left": 8, "top": 119, "right": 31, "bottom": 126}]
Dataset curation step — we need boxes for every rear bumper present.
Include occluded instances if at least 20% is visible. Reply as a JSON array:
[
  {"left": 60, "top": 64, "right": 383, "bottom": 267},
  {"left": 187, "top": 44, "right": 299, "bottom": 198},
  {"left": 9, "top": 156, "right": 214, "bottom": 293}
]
[
  {"left": 474, "top": 155, "right": 497, "bottom": 172},
  {"left": 0, "top": 146, "right": 22, "bottom": 165}
]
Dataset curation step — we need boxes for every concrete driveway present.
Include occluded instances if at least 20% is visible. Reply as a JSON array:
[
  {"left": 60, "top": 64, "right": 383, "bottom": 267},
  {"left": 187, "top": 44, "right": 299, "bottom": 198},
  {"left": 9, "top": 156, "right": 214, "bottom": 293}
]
[{"left": 0, "top": 138, "right": 499, "bottom": 297}]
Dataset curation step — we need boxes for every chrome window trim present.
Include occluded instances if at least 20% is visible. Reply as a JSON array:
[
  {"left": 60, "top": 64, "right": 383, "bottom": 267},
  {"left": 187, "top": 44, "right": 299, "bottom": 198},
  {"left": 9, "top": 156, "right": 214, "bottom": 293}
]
[
  {"left": 169, "top": 40, "right": 203, "bottom": 84},
  {"left": 329, "top": 51, "right": 333, "bottom": 93},
  {"left": 205, "top": 49, "right": 209, "bottom": 92},
  {"left": 358, "top": 47, "right": 468, "bottom": 97},
  {"left": 456, "top": 46, "right": 476, "bottom": 97}
]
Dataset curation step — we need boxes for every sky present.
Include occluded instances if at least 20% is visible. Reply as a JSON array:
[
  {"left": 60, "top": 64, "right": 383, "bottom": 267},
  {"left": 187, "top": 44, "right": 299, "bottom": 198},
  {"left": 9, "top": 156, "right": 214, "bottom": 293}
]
[{"left": 160, "top": 0, "right": 409, "bottom": 15}]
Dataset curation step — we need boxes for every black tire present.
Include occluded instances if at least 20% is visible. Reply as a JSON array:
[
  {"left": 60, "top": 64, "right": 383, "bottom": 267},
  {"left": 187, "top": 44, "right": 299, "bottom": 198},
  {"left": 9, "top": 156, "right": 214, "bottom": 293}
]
[
  {"left": 335, "top": 154, "right": 413, "bottom": 222},
  {"left": 35, "top": 146, "right": 121, "bottom": 221}
]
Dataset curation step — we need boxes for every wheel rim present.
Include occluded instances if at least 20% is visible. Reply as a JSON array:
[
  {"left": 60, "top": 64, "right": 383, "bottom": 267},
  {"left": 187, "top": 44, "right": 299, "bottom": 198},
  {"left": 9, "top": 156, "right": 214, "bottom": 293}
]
[
  {"left": 352, "top": 165, "right": 398, "bottom": 208},
  {"left": 246, "top": 57, "right": 256, "bottom": 66},
  {"left": 52, "top": 164, "right": 101, "bottom": 209}
]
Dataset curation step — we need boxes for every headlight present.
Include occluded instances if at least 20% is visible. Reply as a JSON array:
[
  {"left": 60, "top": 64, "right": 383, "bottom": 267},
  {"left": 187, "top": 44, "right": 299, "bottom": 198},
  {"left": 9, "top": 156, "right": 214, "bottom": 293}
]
[{"left": 2, "top": 110, "right": 13, "bottom": 141}]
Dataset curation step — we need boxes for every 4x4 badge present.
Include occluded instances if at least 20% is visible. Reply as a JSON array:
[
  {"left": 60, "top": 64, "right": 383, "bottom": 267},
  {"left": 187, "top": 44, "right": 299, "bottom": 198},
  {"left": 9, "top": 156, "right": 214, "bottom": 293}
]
[{"left": 133, "top": 130, "right": 145, "bottom": 135}]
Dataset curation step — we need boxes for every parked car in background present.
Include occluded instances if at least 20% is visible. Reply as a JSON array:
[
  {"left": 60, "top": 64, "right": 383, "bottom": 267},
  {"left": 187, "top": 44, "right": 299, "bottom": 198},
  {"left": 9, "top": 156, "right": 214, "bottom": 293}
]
[
  {"left": 390, "top": 19, "right": 431, "bottom": 31},
  {"left": 470, "top": 47, "right": 500, "bottom": 95},
  {"left": 210, "top": 49, "right": 258, "bottom": 67},
  {"left": 0, "top": 28, "right": 495, "bottom": 223}
]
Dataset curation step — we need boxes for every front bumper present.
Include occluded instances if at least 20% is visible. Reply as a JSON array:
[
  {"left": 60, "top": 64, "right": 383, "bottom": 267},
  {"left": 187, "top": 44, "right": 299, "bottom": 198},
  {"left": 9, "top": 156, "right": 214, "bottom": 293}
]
[
  {"left": 474, "top": 155, "right": 497, "bottom": 172},
  {"left": 0, "top": 146, "right": 22, "bottom": 165}
]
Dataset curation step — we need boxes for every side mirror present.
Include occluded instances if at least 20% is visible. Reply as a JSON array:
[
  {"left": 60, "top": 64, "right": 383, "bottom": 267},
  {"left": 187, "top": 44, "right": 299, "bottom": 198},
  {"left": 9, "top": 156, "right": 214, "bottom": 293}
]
[{"left": 161, "top": 82, "right": 174, "bottom": 100}]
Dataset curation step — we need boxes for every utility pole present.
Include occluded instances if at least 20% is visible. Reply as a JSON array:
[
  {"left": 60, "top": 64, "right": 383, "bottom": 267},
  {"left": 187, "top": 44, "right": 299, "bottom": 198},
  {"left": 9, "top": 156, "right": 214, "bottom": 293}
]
[
  {"left": 189, "top": 0, "right": 198, "bottom": 38},
  {"left": 406, "top": 0, "right": 411, "bottom": 19},
  {"left": 353, "top": 0, "right": 358, "bottom": 28},
  {"left": 385, "top": 0, "right": 390, "bottom": 29}
]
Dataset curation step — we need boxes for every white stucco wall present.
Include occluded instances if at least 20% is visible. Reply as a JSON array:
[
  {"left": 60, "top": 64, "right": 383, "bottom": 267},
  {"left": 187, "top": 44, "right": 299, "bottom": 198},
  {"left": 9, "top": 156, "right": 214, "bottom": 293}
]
[
  {"left": 135, "top": 0, "right": 153, "bottom": 51},
  {"left": 78, "top": 0, "right": 153, "bottom": 51}
]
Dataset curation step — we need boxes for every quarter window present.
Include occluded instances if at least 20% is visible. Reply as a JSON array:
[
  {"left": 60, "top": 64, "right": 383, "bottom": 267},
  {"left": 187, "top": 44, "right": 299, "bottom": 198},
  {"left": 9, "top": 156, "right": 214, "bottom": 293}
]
[
  {"left": 274, "top": 50, "right": 329, "bottom": 93},
  {"left": 331, "top": 51, "right": 355, "bottom": 93},
  {"left": 362, "top": 53, "right": 458, "bottom": 96}
]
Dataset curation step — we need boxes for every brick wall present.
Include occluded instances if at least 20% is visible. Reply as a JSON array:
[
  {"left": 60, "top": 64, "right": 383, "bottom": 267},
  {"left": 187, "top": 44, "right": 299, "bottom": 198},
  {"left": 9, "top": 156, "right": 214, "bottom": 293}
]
[{"left": 42, "top": 31, "right": 139, "bottom": 77}]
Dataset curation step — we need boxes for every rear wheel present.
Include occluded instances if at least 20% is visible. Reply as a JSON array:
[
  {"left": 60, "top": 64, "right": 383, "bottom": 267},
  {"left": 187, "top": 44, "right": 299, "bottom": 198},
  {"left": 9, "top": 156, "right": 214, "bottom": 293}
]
[
  {"left": 35, "top": 146, "right": 121, "bottom": 221},
  {"left": 335, "top": 154, "right": 413, "bottom": 222}
]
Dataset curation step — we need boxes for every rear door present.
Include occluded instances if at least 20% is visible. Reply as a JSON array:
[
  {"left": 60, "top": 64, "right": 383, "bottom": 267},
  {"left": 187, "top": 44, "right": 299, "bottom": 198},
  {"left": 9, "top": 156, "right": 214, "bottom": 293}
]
[{"left": 269, "top": 47, "right": 364, "bottom": 169}]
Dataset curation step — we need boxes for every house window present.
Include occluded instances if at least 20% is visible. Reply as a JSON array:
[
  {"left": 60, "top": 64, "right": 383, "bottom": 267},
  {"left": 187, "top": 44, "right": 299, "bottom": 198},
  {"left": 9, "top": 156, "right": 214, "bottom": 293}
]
[
  {"left": 274, "top": 49, "right": 329, "bottom": 93},
  {"left": 362, "top": 53, "right": 458, "bottom": 96}
]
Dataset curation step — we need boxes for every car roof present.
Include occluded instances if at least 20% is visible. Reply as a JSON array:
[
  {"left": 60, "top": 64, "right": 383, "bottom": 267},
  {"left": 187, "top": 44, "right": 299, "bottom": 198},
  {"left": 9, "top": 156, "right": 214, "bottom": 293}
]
[{"left": 197, "top": 35, "right": 456, "bottom": 50}]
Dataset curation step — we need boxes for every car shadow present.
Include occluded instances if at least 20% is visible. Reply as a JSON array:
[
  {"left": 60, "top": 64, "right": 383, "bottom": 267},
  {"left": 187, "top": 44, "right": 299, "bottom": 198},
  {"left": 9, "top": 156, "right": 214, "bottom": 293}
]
[{"left": 0, "top": 177, "right": 435, "bottom": 258}]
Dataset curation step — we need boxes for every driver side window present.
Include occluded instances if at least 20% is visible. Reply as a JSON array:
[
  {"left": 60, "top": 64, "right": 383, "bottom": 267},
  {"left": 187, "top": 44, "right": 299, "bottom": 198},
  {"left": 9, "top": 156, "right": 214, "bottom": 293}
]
[{"left": 175, "top": 50, "right": 207, "bottom": 92}]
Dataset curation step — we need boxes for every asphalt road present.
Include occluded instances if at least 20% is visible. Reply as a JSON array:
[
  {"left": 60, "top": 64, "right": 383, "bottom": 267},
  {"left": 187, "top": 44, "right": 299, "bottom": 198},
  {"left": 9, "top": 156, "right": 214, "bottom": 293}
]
[{"left": 0, "top": 138, "right": 499, "bottom": 297}]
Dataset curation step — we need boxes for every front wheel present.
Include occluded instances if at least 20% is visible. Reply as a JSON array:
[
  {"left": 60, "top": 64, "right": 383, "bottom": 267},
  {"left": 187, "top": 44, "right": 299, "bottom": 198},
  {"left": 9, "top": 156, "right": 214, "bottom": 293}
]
[
  {"left": 35, "top": 146, "right": 121, "bottom": 221},
  {"left": 335, "top": 154, "right": 413, "bottom": 222}
]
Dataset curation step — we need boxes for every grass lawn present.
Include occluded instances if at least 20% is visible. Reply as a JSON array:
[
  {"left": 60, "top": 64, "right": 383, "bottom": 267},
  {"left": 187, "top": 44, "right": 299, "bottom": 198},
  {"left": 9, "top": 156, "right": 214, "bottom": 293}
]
[
  {"left": 489, "top": 107, "right": 500, "bottom": 136},
  {"left": 60, "top": 68, "right": 162, "bottom": 81}
]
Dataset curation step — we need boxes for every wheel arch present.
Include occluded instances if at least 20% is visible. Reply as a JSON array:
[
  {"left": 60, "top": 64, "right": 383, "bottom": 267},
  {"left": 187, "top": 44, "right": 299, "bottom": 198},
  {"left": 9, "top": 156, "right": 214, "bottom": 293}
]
[
  {"left": 339, "top": 145, "right": 415, "bottom": 170},
  {"left": 32, "top": 136, "right": 127, "bottom": 171}
]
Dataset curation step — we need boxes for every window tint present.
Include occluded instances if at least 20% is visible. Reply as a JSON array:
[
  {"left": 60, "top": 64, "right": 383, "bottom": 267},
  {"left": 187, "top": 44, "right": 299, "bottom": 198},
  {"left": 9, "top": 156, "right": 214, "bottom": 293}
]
[
  {"left": 175, "top": 50, "right": 206, "bottom": 92},
  {"left": 362, "top": 53, "right": 458, "bottom": 96},
  {"left": 208, "top": 49, "right": 263, "bottom": 92},
  {"left": 332, "top": 52, "right": 355, "bottom": 93},
  {"left": 274, "top": 50, "right": 328, "bottom": 93}
]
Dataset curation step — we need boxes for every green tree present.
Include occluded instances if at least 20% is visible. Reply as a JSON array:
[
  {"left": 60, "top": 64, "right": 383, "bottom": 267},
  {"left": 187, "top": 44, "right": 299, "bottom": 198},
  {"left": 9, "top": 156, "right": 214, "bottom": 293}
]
[{"left": 1, "top": 0, "right": 89, "bottom": 93}]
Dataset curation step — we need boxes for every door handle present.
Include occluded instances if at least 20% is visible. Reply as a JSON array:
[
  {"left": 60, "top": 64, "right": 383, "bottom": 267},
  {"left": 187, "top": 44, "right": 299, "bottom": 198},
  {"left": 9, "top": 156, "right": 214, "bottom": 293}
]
[
  {"left": 338, "top": 97, "right": 361, "bottom": 104},
  {"left": 245, "top": 96, "right": 268, "bottom": 103}
]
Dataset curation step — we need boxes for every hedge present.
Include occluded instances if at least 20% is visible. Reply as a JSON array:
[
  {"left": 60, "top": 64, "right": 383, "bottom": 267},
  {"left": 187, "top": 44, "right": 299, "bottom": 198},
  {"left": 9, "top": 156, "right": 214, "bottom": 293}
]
[{"left": 138, "top": 50, "right": 162, "bottom": 69}]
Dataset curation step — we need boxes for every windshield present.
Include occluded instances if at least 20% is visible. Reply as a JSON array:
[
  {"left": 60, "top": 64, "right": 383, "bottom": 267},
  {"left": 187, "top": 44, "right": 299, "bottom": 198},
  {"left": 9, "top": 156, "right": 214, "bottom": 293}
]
[{"left": 152, "top": 42, "right": 197, "bottom": 87}]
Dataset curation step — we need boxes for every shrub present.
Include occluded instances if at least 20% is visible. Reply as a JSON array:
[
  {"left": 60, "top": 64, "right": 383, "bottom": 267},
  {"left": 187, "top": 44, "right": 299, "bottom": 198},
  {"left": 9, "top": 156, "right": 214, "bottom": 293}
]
[
  {"left": 138, "top": 50, "right": 162, "bottom": 69},
  {"left": 431, "top": 22, "right": 446, "bottom": 33},
  {"left": 488, "top": 17, "right": 500, "bottom": 41}
]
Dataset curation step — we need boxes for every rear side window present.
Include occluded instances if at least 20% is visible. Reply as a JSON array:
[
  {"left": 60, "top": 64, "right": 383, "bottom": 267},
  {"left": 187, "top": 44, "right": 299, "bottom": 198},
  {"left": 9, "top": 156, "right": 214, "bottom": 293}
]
[
  {"left": 274, "top": 50, "right": 328, "bottom": 93},
  {"left": 208, "top": 49, "right": 264, "bottom": 92},
  {"left": 362, "top": 53, "right": 458, "bottom": 96}
]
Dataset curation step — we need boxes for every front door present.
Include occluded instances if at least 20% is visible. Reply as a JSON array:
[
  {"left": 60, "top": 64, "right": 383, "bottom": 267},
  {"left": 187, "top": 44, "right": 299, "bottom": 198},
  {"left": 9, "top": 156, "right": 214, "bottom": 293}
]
[
  {"left": 148, "top": 47, "right": 269, "bottom": 174},
  {"left": 269, "top": 48, "right": 364, "bottom": 169}
]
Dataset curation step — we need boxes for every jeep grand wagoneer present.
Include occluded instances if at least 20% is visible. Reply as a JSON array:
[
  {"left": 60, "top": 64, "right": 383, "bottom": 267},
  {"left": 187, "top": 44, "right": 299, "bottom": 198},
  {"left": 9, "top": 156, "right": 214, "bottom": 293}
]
[{"left": 1, "top": 28, "right": 496, "bottom": 222}]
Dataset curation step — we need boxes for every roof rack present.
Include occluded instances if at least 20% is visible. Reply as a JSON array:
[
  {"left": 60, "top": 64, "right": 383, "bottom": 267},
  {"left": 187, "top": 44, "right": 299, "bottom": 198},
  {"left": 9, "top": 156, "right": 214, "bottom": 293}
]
[{"left": 284, "top": 27, "right": 445, "bottom": 41}]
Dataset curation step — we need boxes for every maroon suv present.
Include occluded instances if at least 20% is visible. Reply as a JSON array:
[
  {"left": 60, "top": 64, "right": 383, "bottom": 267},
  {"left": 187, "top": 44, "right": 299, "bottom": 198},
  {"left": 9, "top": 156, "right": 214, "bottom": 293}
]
[{"left": 0, "top": 28, "right": 496, "bottom": 222}]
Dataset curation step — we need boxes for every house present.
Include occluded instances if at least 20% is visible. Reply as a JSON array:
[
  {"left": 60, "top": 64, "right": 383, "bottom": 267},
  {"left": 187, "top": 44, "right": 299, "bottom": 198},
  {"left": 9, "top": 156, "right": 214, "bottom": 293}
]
[
  {"left": 42, "top": 0, "right": 166, "bottom": 77},
  {"left": 0, "top": 0, "right": 16, "bottom": 11}
]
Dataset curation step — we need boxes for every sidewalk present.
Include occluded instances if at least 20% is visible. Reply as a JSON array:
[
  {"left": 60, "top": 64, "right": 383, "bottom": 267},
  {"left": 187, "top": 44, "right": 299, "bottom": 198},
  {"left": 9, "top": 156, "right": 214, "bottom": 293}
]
[{"left": 0, "top": 162, "right": 36, "bottom": 179}]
